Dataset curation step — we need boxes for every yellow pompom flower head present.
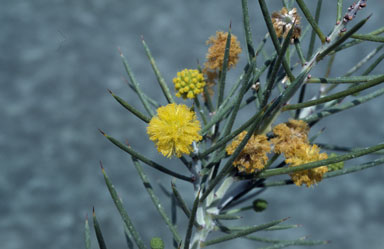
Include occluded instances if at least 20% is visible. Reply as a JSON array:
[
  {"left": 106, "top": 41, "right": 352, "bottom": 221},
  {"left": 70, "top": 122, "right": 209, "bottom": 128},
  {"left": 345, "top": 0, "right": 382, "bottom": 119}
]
[
  {"left": 271, "top": 7, "right": 301, "bottom": 41},
  {"left": 147, "top": 103, "right": 202, "bottom": 158},
  {"left": 173, "top": 69, "right": 206, "bottom": 99}
]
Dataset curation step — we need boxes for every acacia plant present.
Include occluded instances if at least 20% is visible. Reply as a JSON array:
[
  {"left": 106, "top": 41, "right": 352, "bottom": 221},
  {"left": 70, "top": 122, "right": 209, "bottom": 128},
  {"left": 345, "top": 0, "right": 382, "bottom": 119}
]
[{"left": 86, "top": 0, "right": 384, "bottom": 248}]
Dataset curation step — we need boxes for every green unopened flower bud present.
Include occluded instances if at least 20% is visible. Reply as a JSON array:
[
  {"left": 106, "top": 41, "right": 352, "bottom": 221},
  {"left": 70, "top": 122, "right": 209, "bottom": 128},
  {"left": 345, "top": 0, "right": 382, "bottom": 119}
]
[
  {"left": 253, "top": 199, "right": 268, "bottom": 212},
  {"left": 150, "top": 237, "right": 164, "bottom": 249}
]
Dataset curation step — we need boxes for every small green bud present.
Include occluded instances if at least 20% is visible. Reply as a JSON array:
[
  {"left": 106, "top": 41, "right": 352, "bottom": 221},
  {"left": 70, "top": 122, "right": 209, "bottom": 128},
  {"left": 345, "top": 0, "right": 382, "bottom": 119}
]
[
  {"left": 253, "top": 199, "right": 268, "bottom": 212},
  {"left": 150, "top": 237, "right": 164, "bottom": 249}
]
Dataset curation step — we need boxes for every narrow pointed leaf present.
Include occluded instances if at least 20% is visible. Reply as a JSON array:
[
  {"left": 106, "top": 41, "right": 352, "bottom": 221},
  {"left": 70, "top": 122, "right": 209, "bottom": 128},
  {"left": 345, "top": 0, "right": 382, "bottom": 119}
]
[
  {"left": 241, "top": 0, "right": 255, "bottom": 62},
  {"left": 304, "top": 86, "right": 384, "bottom": 123},
  {"left": 119, "top": 49, "right": 154, "bottom": 116},
  {"left": 132, "top": 157, "right": 182, "bottom": 244},
  {"left": 85, "top": 215, "right": 91, "bottom": 249},
  {"left": 296, "top": 0, "right": 326, "bottom": 43},
  {"left": 184, "top": 191, "right": 200, "bottom": 249},
  {"left": 100, "top": 130, "right": 193, "bottom": 182},
  {"left": 211, "top": 214, "right": 242, "bottom": 220},
  {"left": 257, "top": 239, "right": 328, "bottom": 249},
  {"left": 141, "top": 38, "right": 174, "bottom": 103},
  {"left": 283, "top": 74, "right": 384, "bottom": 110},
  {"left": 262, "top": 22, "right": 294, "bottom": 107},
  {"left": 217, "top": 25, "right": 232, "bottom": 109},
  {"left": 351, "top": 34, "right": 384, "bottom": 43},
  {"left": 324, "top": 157, "right": 384, "bottom": 178},
  {"left": 101, "top": 166, "right": 147, "bottom": 249},
  {"left": 333, "top": 26, "right": 384, "bottom": 53},
  {"left": 171, "top": 181, "right": 201, "bottom": 228},
  {"left": 307, "top": 0, "right": 324, "bottom": 59},
  {"left": 123, "top": 223, "right": 135, "bottom": 249},
  {"left": 93, "top": 209, "right": 108, "bottom": 249},
  {"left": 200, "top": 218, "right": 288, "bottom": 247},
  {"left": 316, "top": 15, "right": 371, "bottom": 62},
  {"left": 108, "top": 90, "right": 151, "bottom": 123},
  {"left": 362, "top": 53, "right": 384, "bottom": 75},
  {"left": 306, "top": 75, "right": 382, "bottom": 83},
  {"left": 258, "top": 0, "right": 294, "bottom": 81}
]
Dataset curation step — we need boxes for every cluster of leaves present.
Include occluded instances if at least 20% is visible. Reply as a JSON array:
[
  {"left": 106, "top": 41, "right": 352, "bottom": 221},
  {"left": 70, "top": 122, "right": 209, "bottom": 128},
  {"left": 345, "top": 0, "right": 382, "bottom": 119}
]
[{"left": 86, "top": 0, "right": 384, "bottom": 249}]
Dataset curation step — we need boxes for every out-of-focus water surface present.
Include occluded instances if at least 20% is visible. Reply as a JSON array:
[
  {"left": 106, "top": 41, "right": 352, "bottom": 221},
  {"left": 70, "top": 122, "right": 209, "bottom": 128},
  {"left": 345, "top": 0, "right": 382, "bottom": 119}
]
[{"left": 1, "top": 0, "right": 384, "bottom": 248}]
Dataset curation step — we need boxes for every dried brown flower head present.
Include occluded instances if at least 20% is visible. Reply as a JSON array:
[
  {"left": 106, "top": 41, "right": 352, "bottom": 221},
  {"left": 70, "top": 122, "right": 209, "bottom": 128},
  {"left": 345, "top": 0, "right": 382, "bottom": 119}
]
[
  {"left": 285, "top": 143, "right": 328, "bottom": 187},
  {"left": 204, "top": 31, "right": 242, "bottom": 71},
  {"left": 226, "top": 131, "right": 271, "bottom": 174},
  {"left": 271, "top": 7, "right": 301, "bottom": 41},
  {"left": 271, "top": 119, "right": 309, "bottom": 157}
]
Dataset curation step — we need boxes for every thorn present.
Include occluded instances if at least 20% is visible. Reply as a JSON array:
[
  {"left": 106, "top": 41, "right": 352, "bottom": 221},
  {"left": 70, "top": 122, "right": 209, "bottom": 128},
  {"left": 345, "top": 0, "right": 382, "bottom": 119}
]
[
  {"left": 124, "top": 139, "right": 131, "bottom": 147},
  {"left": 140, "top": 35, "right": 144, "bottom": 41},
  {"left": 229, "top": 20, "right": 232, "bottom": 29},
  {"left": 117, "top": 46, "right": 123, "bottom": 56},
  {"left": 325, "top": 37, "right": 331, "bottom": 43},
  {"left": 282, "top": 217, "right": 291, "bottom": 221},
  {"left": 98, "top": 129, "right": 106, "bottom": 136},
  {"left": 360, "top": 2, "right": 367, "bottom": 8},
  {"left": 92, "top": 206, "right": 95, "bottom": 215},
  {"left": 107, "top": 89, "right": 113, "bottom": 94},
  {"left": 85, "top": 213, "right": 88, "bottom": 221},
  {"left": 99, "top": 161, "right": 104, "bottom": 170},
  {"left": 336, "top": 21, "right": 340, "bottom": 25},
  {"left": 307, "top": 74, "right": 312, "bottom": 79}
]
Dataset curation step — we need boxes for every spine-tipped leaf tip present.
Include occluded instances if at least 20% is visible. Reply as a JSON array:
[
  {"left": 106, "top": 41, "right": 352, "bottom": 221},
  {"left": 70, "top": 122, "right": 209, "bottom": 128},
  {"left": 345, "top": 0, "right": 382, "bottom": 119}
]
[{"left": 98, "top": 129, "right": 106, "bottom": 136}]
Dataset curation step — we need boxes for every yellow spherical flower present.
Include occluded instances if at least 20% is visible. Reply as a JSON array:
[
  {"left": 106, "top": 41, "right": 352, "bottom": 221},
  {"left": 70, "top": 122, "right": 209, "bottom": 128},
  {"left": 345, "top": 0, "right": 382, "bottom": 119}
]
[
  {"left": 285, "top": 143, "right": 328, "bottom": 187},
  {"left": 226, "top": 131, "right": 271, "bottom": 174},
  {"left": 147, "top": 103, "right": 202, "bottom": 158},
  {"left": 271, "top": 119, "right": 309, "bottom": 157},
  {"left": 271, "top": 7, "right": 301, "bottom": 41},
  {"left": 173, "top": 69, "right": 206, "bottom": 99},
  {"left": 204, "top": 31, "right": 242, "bottom": 71}
]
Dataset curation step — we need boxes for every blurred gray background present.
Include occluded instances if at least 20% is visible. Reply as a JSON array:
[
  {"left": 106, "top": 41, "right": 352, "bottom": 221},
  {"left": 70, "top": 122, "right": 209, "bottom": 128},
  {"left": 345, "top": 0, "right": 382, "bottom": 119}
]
[{"left": 1, "top": 0, "right": 384, "bottom": 249}]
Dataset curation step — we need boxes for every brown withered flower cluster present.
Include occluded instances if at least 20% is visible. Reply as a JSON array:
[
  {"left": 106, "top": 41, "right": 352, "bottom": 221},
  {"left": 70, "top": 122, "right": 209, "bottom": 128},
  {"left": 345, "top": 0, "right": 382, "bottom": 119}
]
[
  {"left": 203, "top": 31, "right": 242, "bottom": 97},
  {"left": 271, "top": 7, "right": 301, "bottom": 41}
]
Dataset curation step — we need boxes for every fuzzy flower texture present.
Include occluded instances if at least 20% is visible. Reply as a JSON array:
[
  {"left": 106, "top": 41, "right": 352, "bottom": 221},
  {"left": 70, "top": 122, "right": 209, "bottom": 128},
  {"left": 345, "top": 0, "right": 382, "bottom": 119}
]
[
  {"left": 204, "top": 31, "right": 242, "bottom": 71},
  {"left": 203, "top": 31, "right": 242, "bottom": 96},
  {"left": 173, "top": 69, "right": 206, "bottom": 99},
  {"left": 271, "top": 120, "right": 328, "bottom": 187},
  {"left": 226, "top": 131, "right": 271, "bottom": 174},
  {"left": 147, "top": 103, "right": 202, "bottom": 158},
  {"left": 227, "top": 120, "right": 329, "bottom": 187}
]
